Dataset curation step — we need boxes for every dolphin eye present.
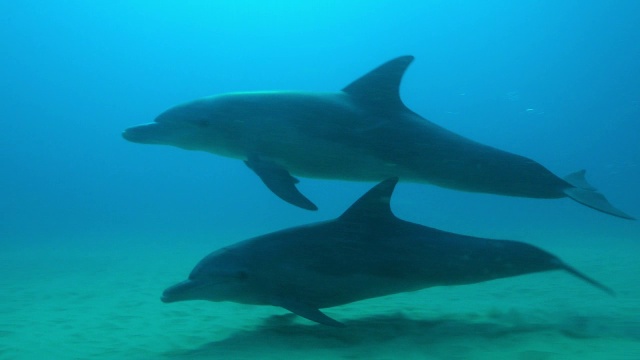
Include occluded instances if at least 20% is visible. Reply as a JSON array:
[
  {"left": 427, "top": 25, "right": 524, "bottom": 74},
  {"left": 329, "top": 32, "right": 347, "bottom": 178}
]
[
  {"left": 236, "top": 271, "right": 248, "bottom": 280},
  {"left": 195, "top": 119, "right": 209, "bottom": 128}
]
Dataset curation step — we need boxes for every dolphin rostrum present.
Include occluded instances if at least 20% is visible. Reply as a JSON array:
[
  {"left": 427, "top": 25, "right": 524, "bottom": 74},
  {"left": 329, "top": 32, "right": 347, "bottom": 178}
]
[
  {"left": 161, "top": 178, "right": 614, "bottom": 327},
  {"left": 123, "top": 56, "right": 633, "bottom": 219}
]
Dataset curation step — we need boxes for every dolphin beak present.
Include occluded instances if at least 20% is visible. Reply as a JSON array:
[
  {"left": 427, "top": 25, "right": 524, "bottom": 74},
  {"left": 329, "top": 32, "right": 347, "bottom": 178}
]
[
  {"left": 161, "top": 279, "right": 202, "bottom": 303},
  {"left": 122, "top": 125, "right": 146, "bottom": 143},
  {"left": 122, "top": 123, "right": 163, "bottom": 144},
  {"left": 160, "top": 291, "right": 176, "bottom": 303}
]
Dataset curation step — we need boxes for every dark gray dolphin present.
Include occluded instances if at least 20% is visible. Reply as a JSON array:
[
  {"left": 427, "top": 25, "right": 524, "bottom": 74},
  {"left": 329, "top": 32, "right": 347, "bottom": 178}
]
[
  {"left": 161, "top": 178, "right": 614, "bottom": 327},
  {"left": 123, "top": 56, "right": 633, "bottom": 219}
]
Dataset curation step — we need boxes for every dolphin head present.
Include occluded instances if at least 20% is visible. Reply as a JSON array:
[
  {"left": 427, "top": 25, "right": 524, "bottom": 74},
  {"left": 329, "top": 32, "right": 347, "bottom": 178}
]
[
  {"left": 161, "top": 247, "right": 256, "bottom": 304},
  {"left": 122, "top": 94, "right": 249, "bottom": 156}
]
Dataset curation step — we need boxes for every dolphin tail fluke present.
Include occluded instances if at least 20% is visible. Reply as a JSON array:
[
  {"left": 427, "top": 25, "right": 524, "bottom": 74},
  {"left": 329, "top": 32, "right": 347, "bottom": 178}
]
[
  {"left": 560, "top": 261, "right": 616, "bottom": 296},
  {"left": 562, "top": 170, "right": 635, "bottom": 220}
]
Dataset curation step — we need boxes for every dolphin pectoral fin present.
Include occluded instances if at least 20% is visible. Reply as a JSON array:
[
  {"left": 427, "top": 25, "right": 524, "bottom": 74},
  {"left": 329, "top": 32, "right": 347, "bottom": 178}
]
[
  {"left": 244, "top": 156, "right": 318, "bottom": 211},
  {"left": 562, "top": 171, "right": 635, "bottom": 220},
  {"left": 277, "top": 299, "right": 345, "bottom": 327}
]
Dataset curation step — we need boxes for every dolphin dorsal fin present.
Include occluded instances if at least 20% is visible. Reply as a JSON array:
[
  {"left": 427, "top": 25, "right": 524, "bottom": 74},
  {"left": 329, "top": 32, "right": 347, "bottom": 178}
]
[
  {"left": 342, "top": 56, "right": 414, "bottom": 112},
  {"left": 339, "top": 178, "right": 399, "bottom": 223}
]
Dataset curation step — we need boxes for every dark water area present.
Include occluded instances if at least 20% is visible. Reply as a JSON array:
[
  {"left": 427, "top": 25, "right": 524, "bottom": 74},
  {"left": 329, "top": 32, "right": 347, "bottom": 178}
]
[{"left": 1, "top": 1, "right": 639, "bottom": 359}]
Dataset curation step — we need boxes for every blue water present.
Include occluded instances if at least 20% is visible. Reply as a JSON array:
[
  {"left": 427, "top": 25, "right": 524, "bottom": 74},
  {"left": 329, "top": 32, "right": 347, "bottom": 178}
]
[{"left": 1, "top": 1, "right": 639, "bottom": 359}]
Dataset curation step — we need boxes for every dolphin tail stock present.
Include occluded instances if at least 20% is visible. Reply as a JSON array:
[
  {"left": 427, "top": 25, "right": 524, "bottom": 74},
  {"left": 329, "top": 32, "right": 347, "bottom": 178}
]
[
  {"left": 558, "top": 260, "right": 615, "bottom": 296},
  {"left": 562, "top": 170, "right": 635, "bottom": 220}
]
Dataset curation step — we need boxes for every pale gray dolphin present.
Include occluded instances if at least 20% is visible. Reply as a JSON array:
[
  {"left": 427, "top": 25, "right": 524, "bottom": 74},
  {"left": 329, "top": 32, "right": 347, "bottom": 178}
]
[
  {"left": 123, "top": 56, "right": 633, "bottom": 219},
  {"left": 161, "top": 178, "right": 614, "bottom": 327}
]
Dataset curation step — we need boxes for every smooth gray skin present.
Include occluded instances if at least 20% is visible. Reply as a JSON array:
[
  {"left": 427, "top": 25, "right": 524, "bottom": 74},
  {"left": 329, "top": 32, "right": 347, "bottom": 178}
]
[
  {"left": 161, "top": 178, "right": 614, "bottom": 327},
  {"left": 123, "top": 56, "right": 633, "bottom": 219}
]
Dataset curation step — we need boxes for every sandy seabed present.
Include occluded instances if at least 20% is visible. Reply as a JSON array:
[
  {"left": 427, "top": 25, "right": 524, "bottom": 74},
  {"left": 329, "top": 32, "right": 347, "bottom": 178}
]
[{"left": 1, "top": 236, "right": 639, "bottom": 360}]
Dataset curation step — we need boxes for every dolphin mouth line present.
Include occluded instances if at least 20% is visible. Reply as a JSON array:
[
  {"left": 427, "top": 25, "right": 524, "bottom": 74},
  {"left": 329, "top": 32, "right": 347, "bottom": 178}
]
[
  {"left": 122, "top": 125, "right": 167, "bottom": 145},
  {"left": 161, "top": 279, "right": 234, "bottom": 303}
]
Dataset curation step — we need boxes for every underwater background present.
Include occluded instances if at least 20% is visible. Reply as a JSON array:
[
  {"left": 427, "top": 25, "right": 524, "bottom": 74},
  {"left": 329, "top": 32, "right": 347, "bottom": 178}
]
[{"left": 1, "top": 1, "right": 639, "bottom": 359}]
